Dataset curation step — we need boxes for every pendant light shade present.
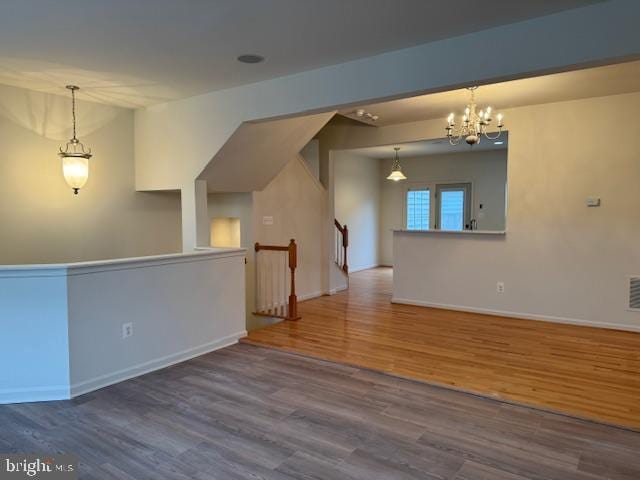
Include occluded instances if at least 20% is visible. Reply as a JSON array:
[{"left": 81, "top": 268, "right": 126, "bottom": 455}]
[
  {"left": 62, "top": 156, "right": 90, "bottom": 193},
  {"left": 386, "top": 147, "right": 407, "bottom": 181},
  {"left": 58, "top": 85, "right": 92, "bottom": 194}
]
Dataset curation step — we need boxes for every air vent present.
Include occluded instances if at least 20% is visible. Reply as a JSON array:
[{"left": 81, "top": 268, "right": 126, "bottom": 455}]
[{"left": 629, "top": 277, "right": 640, "bottom": 311}]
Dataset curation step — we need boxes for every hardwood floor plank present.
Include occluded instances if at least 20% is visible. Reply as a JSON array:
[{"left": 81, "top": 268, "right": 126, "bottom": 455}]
[{"left": 244, "top": 267, "right": 640, "bottom": 430}]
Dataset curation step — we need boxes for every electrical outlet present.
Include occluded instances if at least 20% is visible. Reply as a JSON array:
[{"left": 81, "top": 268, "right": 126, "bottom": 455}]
[
  {"left": 497, "top": 282, "right": 505, "bottom": 294},
  {"left": 122, "top": 322, "right": 133, "bottom": 339}
]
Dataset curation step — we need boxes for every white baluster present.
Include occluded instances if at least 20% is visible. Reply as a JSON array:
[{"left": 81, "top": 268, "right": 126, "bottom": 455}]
[
  {"left": 257, "top": 251, "right": 263, "bottom": 312},
  {"left": 260, "top": 252, "right": 266, "bottom": 312},
  {"left": 282, "top": 251, "right": 287, "bottom": 315},
  {"left": 272, "top": 251, "right": 277, "bottom": 313},
  {"left": 268, "top": 251, "right": 273, "bottom": 312}
]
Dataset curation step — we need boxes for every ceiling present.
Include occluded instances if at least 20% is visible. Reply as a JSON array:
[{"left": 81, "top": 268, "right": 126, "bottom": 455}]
[
  {"left": 339, "top": 60, "right": 640, "bottom": 126},
  {"left": 0, "top": 0, "right": 600, "bottom": 107},
  {"left": 344, "top": 134, "right": 508, "bottom": 160}
]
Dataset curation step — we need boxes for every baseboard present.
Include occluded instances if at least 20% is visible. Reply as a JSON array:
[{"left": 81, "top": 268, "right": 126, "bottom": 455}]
[
  {"left": 391, "top": 297, "right": 640, "bottom": 333},
  {"left": 70, "top": 330, "right": 247, "bottom": 398},
  {"left": 349, "top": 263, "right": 381, "bottom": 273},
  {"left": 0, "top": 385, "right": 71, "bottom": 405},
  {"left": 329, "top": 285, "right": 348, "bottom": 295},
  {"left": 298, "top": 291, "right": 324, "bottom": 302}
]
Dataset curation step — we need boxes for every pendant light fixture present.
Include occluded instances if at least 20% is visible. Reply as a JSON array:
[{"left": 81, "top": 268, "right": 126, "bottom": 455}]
[
  {"left": 59, "top": 85, "right": 92, "bottom": 194},
  {"left": 386, "top": 147, "right": 407, "bottom": 181}
]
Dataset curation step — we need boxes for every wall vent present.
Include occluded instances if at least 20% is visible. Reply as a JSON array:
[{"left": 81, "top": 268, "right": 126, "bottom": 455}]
[{"left": 629, "top": 277, "right": 640, "bottom": 311}]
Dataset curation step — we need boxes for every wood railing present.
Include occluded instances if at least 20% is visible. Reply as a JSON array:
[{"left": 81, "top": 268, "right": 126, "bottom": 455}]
[
  {"left": 334, "top": 219, "right": 348, "bottom": 274},
  {"left": 253, "top": 239, "right": 300, "bottom": 321}
]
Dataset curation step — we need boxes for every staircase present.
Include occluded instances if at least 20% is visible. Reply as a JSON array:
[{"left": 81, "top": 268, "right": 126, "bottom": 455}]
[
  {"left": 253, "top": 239, "right": 301, "bottom": 321},
  {"left": 334, "top": 219, "right": 349, "bottom": 274}
]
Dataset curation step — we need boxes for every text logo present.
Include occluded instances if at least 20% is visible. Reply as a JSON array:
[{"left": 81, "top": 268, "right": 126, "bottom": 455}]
[{"left": 0, "top": 455, "right": 77, "bottom": 479}]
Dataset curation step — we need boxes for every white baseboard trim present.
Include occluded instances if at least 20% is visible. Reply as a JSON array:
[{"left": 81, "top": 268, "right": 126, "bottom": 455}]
[
  {"left": 329, "top": 285, "right": 348, "bottom": 295},
  {"left": 70, "top": 330, "right": 247, "bottom": 398},
  {"left": 391, "top": 297, "right": 640, "bottom": 333},
  {"left": 298, "top": 291, "right": 324, "bottom": 302},
  {"left": 349, "top": 263, "right": 381, "bottom": 273},
  {"left": 0, "top": 385, "right": 71, "bottom": 405}
]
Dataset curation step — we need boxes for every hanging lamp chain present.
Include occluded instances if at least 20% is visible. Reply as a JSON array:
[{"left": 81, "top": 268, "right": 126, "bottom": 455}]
[
  {"left": 66, "top": 85, "right": 80, "bottom": 143},
  {"left": 71, "top": 86, "right": 77, "bottom": 141},
  {"left": 59, "top": 85, "right": 92, "bottom": 158}
]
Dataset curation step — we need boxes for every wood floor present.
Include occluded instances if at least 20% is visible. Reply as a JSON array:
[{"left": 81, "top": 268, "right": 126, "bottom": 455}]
[
  {"left": 244, "top": 267, "right": 640, "bottom": 431},
  {"left": 3, "top": 344, "right": 640, "bottom": 479}
]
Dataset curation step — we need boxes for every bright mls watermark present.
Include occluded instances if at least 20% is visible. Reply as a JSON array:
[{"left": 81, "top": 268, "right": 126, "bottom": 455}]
[{"left": 0, "top": 455, "right": 77, "bottom": 479}]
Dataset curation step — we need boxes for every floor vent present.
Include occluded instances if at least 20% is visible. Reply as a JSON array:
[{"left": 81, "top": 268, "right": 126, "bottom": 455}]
[{"left": 630, "top": 277, "right": 640, "bottom": 311}]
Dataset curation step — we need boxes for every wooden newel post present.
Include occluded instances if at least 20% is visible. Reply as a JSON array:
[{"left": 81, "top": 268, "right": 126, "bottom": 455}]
[
  {"left": 287, "top": 239, "right": 300, "bottom": 320},
  {"left": 342, "top": 225, "right": 349, "bottom": 274}
]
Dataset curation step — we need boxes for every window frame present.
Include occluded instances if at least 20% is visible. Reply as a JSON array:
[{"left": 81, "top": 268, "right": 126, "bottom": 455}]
[
  {"left": 405, "top": 186, "right": 431, "bottom": 231},
  {"left": 403, "top": 181, "right": 474, "bottom": 231},
  {"left": 434, "top": 182, "right": 472, "bottom": 231}
]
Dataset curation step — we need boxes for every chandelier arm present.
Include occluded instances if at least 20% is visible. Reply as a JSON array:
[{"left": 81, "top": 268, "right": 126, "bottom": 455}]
[
  {"left": 448, "top": 135, "right": 462, "bottom": 146},
  {"left": 484, "top": 129, "right": 503, "bottom": 140}
]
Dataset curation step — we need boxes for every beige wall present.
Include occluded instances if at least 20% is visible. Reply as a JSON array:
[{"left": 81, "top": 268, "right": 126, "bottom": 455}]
[
  {"left": 0, "top": 84, "right": 181, "bottom": 264},
  {"left": 393, "top": 92, "right": 640, "bottom": 331},
  {"left": 316, "top": 91, "right": 640, "bottom": 330},
  {"left": 207, "top": 158, "right": 326, "bottom": 330},
  {"left": 207, "top": 192, "right": 257, "bottom": 328},
  {"left": 208, "top": 192, "right": 253, "bottom": 249},
  {"left": 334, "top": 150, "right": 381, "bottom": 271},
  {"left": 300, "top": 139, "right": 320, "bottom": 183},
  {"left": 253, "top": 156, "right": 325, "bottom": 302},
  {"left": 380, "top": 150, "right": 507, "bottom": 265},
  {"left": 134, "top": 1, "right": 640, "bottom": 256}
]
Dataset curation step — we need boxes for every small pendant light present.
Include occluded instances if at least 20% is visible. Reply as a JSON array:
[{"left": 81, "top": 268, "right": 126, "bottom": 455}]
[
  {"left": 386, "top": 147, "right": 407, "bottom": 181},
  {"left": 59, "top": 85, "right": 92, "bottom": 194}
]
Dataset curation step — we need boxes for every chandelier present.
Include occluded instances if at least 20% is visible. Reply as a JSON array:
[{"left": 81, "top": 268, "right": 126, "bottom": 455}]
[
  {"left": 445, "top": 87, "right": 504, "bottom": 146},
  {"left": 386, "top": 147, "right": 407, "bottom": 181},
  {"left": 59, "top": 85, "right": 92, "bottom": 194}
]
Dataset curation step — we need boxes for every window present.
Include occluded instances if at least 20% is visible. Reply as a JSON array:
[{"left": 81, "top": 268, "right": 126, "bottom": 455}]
[
  {"left": 435, "top": 183, "right": 471, "bottom": 231},
  {"left": 439, "top": 190, "right": 465, "bottom": 230},
  {"left": 406, "top": 189, "right": 430, "bottom": 230}
]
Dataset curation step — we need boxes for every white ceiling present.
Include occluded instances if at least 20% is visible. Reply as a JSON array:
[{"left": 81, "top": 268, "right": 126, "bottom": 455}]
[
  {"left": 344, "top": 134, "right": 508, "bottom": 160},
  {"left": 339, "top": 60, "right": 640, "bottom": 126},
  {"left": 0, "top": 0, "right": 600, "bottom": 107}
]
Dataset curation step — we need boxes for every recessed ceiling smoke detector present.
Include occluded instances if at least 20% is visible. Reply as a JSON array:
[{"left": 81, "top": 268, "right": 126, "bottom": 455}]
[{"left": 237, "top": 54, "right": 265, "bottom": 64}]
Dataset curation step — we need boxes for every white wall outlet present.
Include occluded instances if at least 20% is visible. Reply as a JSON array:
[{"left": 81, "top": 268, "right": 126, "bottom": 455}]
[
  {"left": 586, "top": 197, "right": 601, "bottom": 207},
  {"left": 262, "top": 215, "right": 274, "bottom": 225},
  {"left": 497, "top": 282, "right": 505, "bottom": 294},
  {"left": 122, "top": 322, "right": 133, "bottom": 339}
]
